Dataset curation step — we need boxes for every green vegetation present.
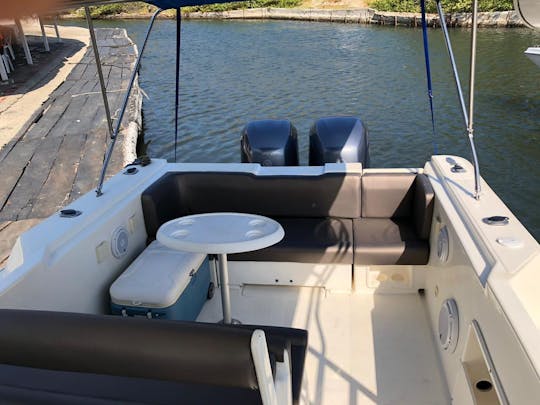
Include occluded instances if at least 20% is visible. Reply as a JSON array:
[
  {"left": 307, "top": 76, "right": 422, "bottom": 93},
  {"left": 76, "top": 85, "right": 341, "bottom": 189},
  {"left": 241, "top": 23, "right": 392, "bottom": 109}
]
[
  {"left": 78, "top": 0, "right": 301, "bottom": 17},
  {"left": 77, "top": 2, "right": 159, "bottom": 18},
  {"left": 185, "top": 0, "right": 301, "bottom": 13},
  {"left": 368, "top": 0, "right": 514, "bottom": 13},
  {"left": 77, "top": 0, "right": 512, "bottom": 17}
]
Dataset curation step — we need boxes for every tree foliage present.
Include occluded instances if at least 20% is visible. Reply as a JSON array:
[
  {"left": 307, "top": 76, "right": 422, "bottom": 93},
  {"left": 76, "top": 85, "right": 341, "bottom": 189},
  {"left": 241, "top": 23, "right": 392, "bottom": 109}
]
[
  {"left": 78, "top": 2, "right": 158, "bottom": 18},
  {"left": 80, "top": 0, "right": 302, "bottom": 17},
  {"left": 184, "top": 0, "right": 302, "bottom": 12},
  {"left": 79, "top": 0, "right": 512, "bottom": 17},
  {"left": 368, "top": 0, "right": 514, "bottom": 13}
]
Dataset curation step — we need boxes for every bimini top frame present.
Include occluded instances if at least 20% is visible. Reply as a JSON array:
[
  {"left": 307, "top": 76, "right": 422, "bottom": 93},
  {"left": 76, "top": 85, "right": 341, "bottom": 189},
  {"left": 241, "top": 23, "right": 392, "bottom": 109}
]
[
  {"left": 85, "top": 6, "right": 163, "bottom": 196},
  {"left": 80, "top": 0, "right": 485, "bottom": 199},
  {"left": 432, "top": 0, "right": 482, "bottom": 199}
]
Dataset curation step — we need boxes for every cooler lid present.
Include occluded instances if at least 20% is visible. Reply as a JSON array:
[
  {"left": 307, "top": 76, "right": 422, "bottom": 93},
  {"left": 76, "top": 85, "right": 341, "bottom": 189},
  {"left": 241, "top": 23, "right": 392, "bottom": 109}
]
[{"left": 110, "top": 241, "right": 206, "bottom": 308}]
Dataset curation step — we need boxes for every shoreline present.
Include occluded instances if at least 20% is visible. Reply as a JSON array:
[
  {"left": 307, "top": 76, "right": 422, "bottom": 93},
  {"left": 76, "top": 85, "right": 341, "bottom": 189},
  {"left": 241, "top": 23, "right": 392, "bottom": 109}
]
[{"left": 60, "top": 8, "right": 525, "bottom": 28}]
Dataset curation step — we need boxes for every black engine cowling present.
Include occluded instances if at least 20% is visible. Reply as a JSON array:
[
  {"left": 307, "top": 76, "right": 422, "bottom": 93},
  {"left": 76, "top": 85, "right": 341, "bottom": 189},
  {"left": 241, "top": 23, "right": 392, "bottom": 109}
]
[
  {"left": 309, "top": 116, "right": 370, "bottom": 167},
  {"left": 241, "top": 120, "right": 299, "bottom": 166}
]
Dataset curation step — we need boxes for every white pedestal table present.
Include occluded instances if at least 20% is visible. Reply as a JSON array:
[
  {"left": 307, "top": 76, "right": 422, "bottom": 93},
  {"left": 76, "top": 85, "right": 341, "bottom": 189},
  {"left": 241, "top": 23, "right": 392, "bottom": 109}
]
[{"left": 157, "top": 212, "right": 284, "bottom": 324}]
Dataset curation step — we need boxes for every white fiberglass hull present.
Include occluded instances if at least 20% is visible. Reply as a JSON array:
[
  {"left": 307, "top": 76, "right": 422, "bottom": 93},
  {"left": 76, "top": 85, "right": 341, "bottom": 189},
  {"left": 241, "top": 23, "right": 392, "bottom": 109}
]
[
  {"left": 525, "top": 47, "right": 540, "bottom": 67},
  {"left": 0, "top": 157, "right": 538, "bottom": 404}
]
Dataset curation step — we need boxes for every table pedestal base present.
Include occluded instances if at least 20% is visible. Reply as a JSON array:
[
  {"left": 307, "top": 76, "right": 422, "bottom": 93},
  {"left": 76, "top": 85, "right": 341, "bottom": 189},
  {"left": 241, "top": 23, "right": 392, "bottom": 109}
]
[{"left": 217, "top": 253, "right": 235, "bottom": 324}]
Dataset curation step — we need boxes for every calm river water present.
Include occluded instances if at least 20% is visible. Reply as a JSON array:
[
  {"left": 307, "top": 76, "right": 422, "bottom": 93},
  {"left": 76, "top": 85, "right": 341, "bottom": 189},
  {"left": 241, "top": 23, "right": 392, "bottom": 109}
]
[{"left": 71, "top": 19, "right": 540, "bottom": 239}]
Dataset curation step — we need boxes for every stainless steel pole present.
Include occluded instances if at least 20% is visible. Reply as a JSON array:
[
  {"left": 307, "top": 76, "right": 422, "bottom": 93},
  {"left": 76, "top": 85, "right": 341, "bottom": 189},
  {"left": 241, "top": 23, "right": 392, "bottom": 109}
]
[
  {"left": 217, "top": 254, "right": 232, "bottom": 324},
  {"left": 468, "top": 0, "right": 482, "bottom": 199},
  {"left": 84, "top": 7, "right": 113, "bottom": 138},
  {"left": 95, "top": 8, "right": 162, "bottom": 196},
  {"left": 436, "top": 1, "right": 469, "bottom": 128}
]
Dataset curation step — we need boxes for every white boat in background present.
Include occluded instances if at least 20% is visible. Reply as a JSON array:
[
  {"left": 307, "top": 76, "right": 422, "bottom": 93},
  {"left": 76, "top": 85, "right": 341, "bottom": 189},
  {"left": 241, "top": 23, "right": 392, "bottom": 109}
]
[
  {"left": 525, "top": 46, "right": 540, "bottom": 67},
  {"left": 0, "top": 1, "right": 539, "bottom": 404}
]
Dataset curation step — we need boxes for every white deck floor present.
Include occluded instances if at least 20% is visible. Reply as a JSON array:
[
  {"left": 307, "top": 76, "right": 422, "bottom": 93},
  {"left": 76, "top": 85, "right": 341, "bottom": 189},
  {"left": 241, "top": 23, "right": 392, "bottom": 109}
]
[{"left": 197, "top": 285, "right": 450, "bottom": 405}]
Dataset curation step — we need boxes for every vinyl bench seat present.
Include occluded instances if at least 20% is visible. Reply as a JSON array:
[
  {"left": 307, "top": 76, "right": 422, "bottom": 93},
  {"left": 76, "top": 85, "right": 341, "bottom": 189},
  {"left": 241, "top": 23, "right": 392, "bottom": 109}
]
[
  {"left": 140, "top": 170, "right": 434, "bottom": 266},
  {"left": 354, "top": 172, "right": 434, "bottom": 265},
  {"left": 0, "top": 310, "right": 308, "bottom": 405},
  {"left": 142, "top": 171, "right": 360, "bottom": 265},
  {"left": 230, "top": 217, "right": 354, "bottom": 264}
]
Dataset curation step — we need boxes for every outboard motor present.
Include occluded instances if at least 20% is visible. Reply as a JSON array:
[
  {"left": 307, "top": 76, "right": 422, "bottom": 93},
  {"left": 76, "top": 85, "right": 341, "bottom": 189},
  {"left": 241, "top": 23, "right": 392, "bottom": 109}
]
[
  {"left": 309, "top": 116, "right": 370, "bottom": 167},
  {"left": 241, "top": 119, "right": 299, "bottom": 166}
]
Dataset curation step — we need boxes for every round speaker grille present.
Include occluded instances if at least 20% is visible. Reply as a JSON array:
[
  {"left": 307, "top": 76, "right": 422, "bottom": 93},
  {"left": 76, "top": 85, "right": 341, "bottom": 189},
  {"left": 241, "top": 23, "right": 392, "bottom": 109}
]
[
  {"left": 111, "top": 227, "right": 129, "bottom": 259},
  {"left": 437, "top": 226, "right": 450, "bottom": 263},
  {"left": 439, "top": 298, "right": 459, "bottom": 353}
]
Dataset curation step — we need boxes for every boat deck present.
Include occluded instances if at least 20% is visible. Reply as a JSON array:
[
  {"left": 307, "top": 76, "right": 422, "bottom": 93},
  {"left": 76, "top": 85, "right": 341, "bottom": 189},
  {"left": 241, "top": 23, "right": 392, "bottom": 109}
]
[
  {"left": 198, "top": 285, "right": 450, "bottom": 405},
  {"left": 0, "top": 28, "right": 141, "bottom": 268}
]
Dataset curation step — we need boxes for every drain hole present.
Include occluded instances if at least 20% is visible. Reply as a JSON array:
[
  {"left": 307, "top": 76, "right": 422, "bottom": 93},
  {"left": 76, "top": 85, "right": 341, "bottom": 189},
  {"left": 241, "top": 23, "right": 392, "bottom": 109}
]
[{"left": 475, "top": 380, "right": 493, "bottom": 392}]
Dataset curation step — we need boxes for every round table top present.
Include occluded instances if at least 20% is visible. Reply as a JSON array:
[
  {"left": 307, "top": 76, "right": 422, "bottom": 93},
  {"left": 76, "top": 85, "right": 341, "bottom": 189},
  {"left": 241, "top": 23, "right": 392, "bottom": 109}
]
[{"left": 156, "top": 212, "right": 284, "bottom": 254}]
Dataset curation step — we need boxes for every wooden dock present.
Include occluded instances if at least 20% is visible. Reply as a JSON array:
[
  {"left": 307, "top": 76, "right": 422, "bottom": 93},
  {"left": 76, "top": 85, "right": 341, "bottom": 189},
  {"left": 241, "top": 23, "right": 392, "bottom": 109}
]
[{"left": 0, "top": 28, "right": 142, "bottom": 267}]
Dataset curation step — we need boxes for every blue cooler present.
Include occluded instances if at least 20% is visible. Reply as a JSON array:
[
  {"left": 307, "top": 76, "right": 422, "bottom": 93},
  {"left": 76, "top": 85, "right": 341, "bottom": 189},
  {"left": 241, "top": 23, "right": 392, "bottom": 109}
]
[{"left": 110, "top": 241, "right": 213, "bottom": 321}]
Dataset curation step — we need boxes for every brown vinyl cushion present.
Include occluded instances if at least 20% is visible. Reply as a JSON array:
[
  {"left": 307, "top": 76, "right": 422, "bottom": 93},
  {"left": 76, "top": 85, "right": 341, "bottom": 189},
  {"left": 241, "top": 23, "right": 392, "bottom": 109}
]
[
  {"left": 0, "top": 310, "right": 308, "bottom": 405},
  {"left": 141, "top": 171, "right": 433, "bottom": 266},
  {"left": 141, "top": 173, "right": 190, "bottom": 240},
  {"left": 0, "top": 365, "right": 262, "bottom": 405},
  {"left": 354, "top": 218, "right": 429, "bottom": 265},
  {"left": 361, "top": 172, "right": 416, "bottom": 218},
  {"left": 142, "top": 172, "right": 361, "bottom": 241},
  {"left": 0, "top": 310, "right": 258, "bottom": 389},
  {"left": 230, "top": 218, "right": 354, "bottom": 264},
  {"left": 181, "top": 173, "right": 360, "bottom": 219},
  {"left": 413, "top": 174, "right": 435, "bottom": 240}
]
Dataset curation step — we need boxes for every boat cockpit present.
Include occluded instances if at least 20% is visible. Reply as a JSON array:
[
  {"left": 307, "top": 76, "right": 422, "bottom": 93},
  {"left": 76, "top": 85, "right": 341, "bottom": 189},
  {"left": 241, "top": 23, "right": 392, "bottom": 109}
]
[
  {"left": 1, "top": 116, "right": 539, "bottom": 404},
  {"left": 0, "top": 0, "right": 539, "bottom": 404}
]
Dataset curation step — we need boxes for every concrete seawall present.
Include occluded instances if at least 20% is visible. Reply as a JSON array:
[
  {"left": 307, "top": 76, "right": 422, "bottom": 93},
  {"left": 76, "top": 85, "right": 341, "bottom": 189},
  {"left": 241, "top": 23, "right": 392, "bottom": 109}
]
[{"left": 183, "top": 8, "right": 525, "bottom": 28}]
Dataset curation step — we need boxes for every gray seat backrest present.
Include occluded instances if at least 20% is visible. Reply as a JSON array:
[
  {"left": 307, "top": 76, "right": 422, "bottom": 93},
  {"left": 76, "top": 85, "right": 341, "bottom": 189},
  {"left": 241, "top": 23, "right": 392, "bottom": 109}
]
[
  {"left": 142, "top": 171, "right": 361, "bottom": 240},
  {"left": 361, "top": 172, "right": 434, "bottom": 240},
  {"left": 0, "top": 310, "right": 308, "bottom": 405},
  {"left": 361, "top": 173, "right": 416, "bottom": 218},
  {"left": 0, "top": 309, "right": 258, "bottom": 389}
]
